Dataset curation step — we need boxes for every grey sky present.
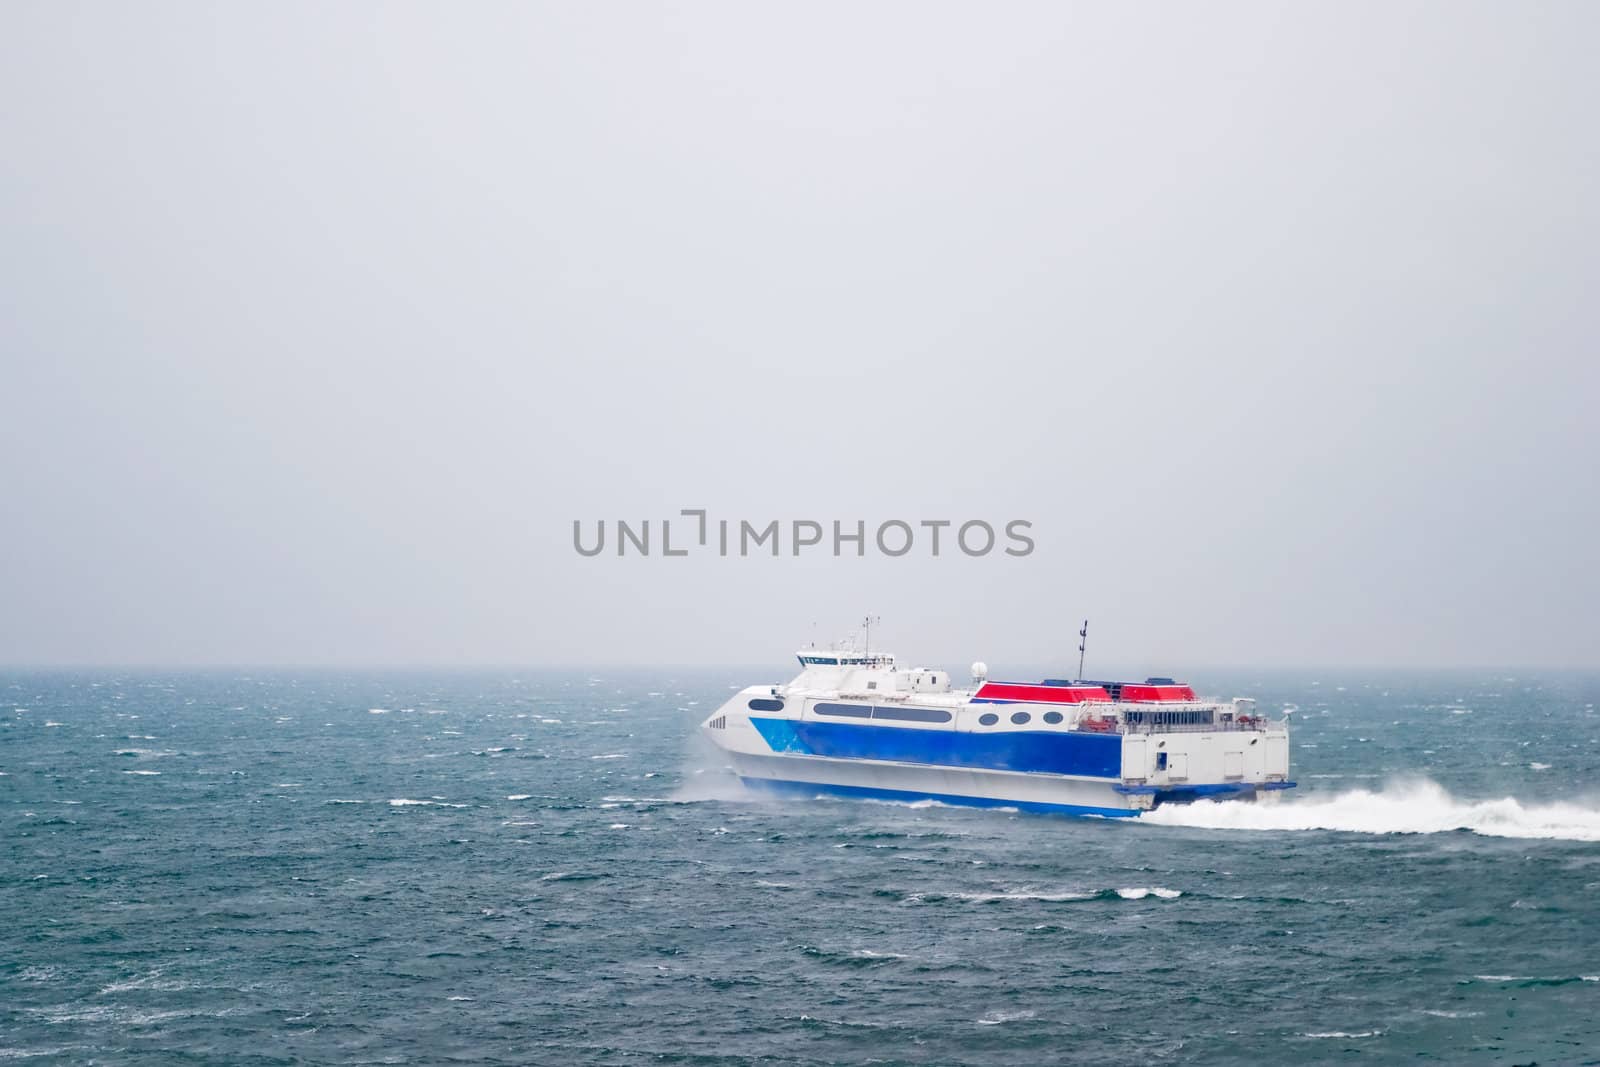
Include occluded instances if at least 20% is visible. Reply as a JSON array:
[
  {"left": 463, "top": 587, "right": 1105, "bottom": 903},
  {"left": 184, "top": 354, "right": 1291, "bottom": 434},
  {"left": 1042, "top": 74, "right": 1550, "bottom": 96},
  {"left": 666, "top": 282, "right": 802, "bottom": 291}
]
[{"left": 2, "top": 3, "right": 1596, "bottom": 669}]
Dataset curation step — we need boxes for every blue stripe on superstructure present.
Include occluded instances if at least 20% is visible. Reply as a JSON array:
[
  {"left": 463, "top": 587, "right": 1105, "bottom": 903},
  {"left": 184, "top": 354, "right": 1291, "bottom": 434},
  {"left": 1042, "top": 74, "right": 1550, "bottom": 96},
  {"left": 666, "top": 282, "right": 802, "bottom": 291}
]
[
  {"left": 739, "top": 776, "right": 1140, "bottom": 818},
  {"left": 747, "top": 717, "right": 1122, "bottom": 779}
]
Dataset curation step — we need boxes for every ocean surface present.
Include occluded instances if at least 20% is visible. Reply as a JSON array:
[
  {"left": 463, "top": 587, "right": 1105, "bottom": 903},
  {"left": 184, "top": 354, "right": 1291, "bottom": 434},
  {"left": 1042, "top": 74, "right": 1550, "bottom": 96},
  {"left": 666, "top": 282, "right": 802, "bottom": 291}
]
[{"left": 3, "top": 667, "right": 1598, "bottom": 1065}]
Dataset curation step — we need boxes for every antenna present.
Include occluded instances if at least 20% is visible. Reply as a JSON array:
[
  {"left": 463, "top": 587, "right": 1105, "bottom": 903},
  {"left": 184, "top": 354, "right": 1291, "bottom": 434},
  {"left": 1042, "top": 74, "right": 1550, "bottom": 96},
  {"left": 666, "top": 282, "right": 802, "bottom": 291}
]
[
  {"left": 1077, "top": 619, "right": 1089, "bottom": 682},
  {"left": 863, "top": 614, "right": 880, "bottom": 659}
]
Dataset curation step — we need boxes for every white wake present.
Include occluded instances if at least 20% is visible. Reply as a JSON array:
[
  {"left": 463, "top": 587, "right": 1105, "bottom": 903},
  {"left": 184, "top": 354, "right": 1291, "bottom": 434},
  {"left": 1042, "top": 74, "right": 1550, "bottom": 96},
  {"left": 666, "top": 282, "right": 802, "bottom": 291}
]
[{"left": 1140, "top": 779, "right": 1600, "bottom": 841}]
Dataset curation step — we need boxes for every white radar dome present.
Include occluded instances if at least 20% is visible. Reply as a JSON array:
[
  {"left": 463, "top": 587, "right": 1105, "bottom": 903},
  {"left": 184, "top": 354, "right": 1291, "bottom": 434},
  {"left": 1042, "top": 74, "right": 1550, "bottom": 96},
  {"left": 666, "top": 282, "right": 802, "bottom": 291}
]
[{"left": 971, "top": 661, "right": 988, "bottom": 683}]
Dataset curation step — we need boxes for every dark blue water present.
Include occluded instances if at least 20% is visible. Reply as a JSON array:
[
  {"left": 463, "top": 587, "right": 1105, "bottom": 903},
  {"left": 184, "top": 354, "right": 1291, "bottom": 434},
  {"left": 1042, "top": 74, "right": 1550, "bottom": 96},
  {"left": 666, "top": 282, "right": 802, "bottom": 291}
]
[{"left": 3, "top": 669, "right": 1598, "bottom": 1064}]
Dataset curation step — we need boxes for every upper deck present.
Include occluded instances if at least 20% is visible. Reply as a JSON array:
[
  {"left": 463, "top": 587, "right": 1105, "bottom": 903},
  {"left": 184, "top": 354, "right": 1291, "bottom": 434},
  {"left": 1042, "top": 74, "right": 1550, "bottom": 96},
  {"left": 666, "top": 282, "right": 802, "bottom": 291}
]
[
  {"left": 778, "top": 650, "right": 1265, "bottom": 734},
  {"left": 971, "top": 680, "right": 1199, "bottom": 704}
]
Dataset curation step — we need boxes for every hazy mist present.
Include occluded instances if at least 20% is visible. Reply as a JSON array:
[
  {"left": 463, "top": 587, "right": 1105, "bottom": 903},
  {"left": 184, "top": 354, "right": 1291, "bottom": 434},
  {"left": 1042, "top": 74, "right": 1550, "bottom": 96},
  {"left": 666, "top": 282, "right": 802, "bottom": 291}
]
[{"left": 3, "top": 3, "right": 1596, "bottom": 670}]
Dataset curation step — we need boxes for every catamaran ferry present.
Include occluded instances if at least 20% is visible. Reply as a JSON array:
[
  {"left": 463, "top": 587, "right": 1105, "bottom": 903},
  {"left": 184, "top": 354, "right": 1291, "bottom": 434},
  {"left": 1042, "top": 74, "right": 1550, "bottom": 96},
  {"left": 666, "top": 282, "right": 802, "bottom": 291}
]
[{"left": 701, "top": 634, "right": 1294, "bottom": 818}]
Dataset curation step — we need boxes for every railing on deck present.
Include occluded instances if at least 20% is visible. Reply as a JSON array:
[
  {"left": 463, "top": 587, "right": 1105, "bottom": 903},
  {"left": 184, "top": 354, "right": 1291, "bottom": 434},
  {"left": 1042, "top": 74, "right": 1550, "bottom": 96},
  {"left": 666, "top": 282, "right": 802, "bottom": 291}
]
[{"left": 1115, "top": 718, "right": 1271, "bottom": 735}]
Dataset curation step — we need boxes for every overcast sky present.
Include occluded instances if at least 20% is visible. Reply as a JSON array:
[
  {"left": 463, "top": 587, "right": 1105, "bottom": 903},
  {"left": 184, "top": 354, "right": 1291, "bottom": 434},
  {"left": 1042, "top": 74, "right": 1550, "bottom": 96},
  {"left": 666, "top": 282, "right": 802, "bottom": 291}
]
[{"left": 2, "top": 2, "right": 1596, "bottom": 670}]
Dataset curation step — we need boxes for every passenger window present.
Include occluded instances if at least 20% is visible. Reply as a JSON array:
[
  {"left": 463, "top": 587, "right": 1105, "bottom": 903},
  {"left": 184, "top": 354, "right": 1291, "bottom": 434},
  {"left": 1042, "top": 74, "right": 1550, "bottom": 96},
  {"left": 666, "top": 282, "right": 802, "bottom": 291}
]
[
  {"left": 1010, "top": 711, "right": 1031, "bottom": 725},
  {"left": 874, "top": 706, "right": 952, "bottom": 723},
  {"left": 978, "top": 713, "right": 999, "bottom": 726},
  {"left": 815, "top": 702, "right": 872, "bottom": 718}
]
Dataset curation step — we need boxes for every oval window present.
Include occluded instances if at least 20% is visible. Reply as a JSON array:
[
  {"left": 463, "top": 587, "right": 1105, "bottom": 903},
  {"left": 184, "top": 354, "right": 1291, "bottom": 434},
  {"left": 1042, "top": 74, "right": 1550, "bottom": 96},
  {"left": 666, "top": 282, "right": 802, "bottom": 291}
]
[
  {"left": 978, "top": 713, "right": 999, "bottom": 726},
  {"left": 1043, "top": 711, "right": 1063, "bottom": 725},
  {"left": 748, "top": 698, "right": 785, "bottom": 712},
  {"left": 1010, "top": 711, "right": 1031, "bottom": 725}
]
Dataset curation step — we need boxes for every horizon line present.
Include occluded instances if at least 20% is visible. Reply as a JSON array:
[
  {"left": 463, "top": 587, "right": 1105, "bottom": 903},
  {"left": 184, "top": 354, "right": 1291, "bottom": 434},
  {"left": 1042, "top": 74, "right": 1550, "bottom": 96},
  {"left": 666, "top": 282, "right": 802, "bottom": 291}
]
[{"left": 1, "top": 661, "right": 1596, "bottom": 675}]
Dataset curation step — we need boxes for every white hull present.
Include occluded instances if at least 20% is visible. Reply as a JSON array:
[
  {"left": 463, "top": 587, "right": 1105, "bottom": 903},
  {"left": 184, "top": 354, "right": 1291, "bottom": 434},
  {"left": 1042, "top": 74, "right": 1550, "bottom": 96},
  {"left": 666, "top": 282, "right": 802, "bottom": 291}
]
[{"left": 728, "top": 751, "right": 1146, "bottom": 817}]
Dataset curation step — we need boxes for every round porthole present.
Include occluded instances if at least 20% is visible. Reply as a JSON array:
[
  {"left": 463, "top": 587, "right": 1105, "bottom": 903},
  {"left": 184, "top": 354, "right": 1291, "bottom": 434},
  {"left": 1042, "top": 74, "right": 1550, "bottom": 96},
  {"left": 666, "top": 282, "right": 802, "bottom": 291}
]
[
  {"left": 1043, "top": 711, "right": 1063, "bottom": 725},
  {"left": 978, "top": 713, "right": 999, "bottom": 726},
  {"left": 1010, "top": 711, "right": 1031, "bottom": 725}
]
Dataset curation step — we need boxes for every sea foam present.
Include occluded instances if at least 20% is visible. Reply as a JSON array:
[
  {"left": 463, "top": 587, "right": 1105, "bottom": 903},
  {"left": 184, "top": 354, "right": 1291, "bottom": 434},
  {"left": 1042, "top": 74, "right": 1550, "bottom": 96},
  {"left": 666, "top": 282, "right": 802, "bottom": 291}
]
[{"left": 1141, "top": 778, "right": 1600, "bottom": 841}]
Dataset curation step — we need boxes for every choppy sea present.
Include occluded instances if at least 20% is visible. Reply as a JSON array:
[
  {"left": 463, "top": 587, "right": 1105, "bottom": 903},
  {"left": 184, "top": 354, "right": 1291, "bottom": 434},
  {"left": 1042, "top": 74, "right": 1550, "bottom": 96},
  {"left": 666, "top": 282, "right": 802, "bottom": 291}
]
[{"left": 2, "top": 668, "right": 1598, "bottom": 1065}]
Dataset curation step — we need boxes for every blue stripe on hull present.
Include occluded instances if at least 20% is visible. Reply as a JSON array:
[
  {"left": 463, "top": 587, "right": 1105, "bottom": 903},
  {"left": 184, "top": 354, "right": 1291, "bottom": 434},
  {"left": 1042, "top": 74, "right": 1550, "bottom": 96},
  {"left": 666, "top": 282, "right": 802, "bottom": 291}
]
[
  {"left": 739, "top": 776, "right": 1140, "bottom": 818},
  {"left": 748, "top": 717, "right": 1122, "bottom": 778}
]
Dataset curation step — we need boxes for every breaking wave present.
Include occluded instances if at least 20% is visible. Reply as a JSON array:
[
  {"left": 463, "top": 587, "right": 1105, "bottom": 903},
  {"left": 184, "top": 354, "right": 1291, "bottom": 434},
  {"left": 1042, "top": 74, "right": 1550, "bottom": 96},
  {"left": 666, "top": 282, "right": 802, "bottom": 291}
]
[
  {"left": 1114, "top": 886, "right": 1182, "bottom": 900},
  {"left": 1142, "top": 779, "right": 1600, "bottom": 841}
]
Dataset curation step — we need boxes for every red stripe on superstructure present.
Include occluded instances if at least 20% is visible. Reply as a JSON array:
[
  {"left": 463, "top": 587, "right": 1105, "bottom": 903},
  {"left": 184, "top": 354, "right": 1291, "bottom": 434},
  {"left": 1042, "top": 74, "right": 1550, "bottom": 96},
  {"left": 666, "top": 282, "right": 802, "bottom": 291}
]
[
  {"left": 973, "top": 682, "right": 1112, "bottom": 704},
  {"left": 1118, "top": 684, "right": 1197, "bottom": 702}
]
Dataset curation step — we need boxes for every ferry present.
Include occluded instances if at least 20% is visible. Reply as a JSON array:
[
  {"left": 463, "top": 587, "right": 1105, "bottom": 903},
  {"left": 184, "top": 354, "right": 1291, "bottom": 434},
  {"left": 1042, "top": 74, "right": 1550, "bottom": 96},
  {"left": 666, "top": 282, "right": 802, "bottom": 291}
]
[{"left": 701, "top": 631, "right": 1293, "bottom": 818}]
